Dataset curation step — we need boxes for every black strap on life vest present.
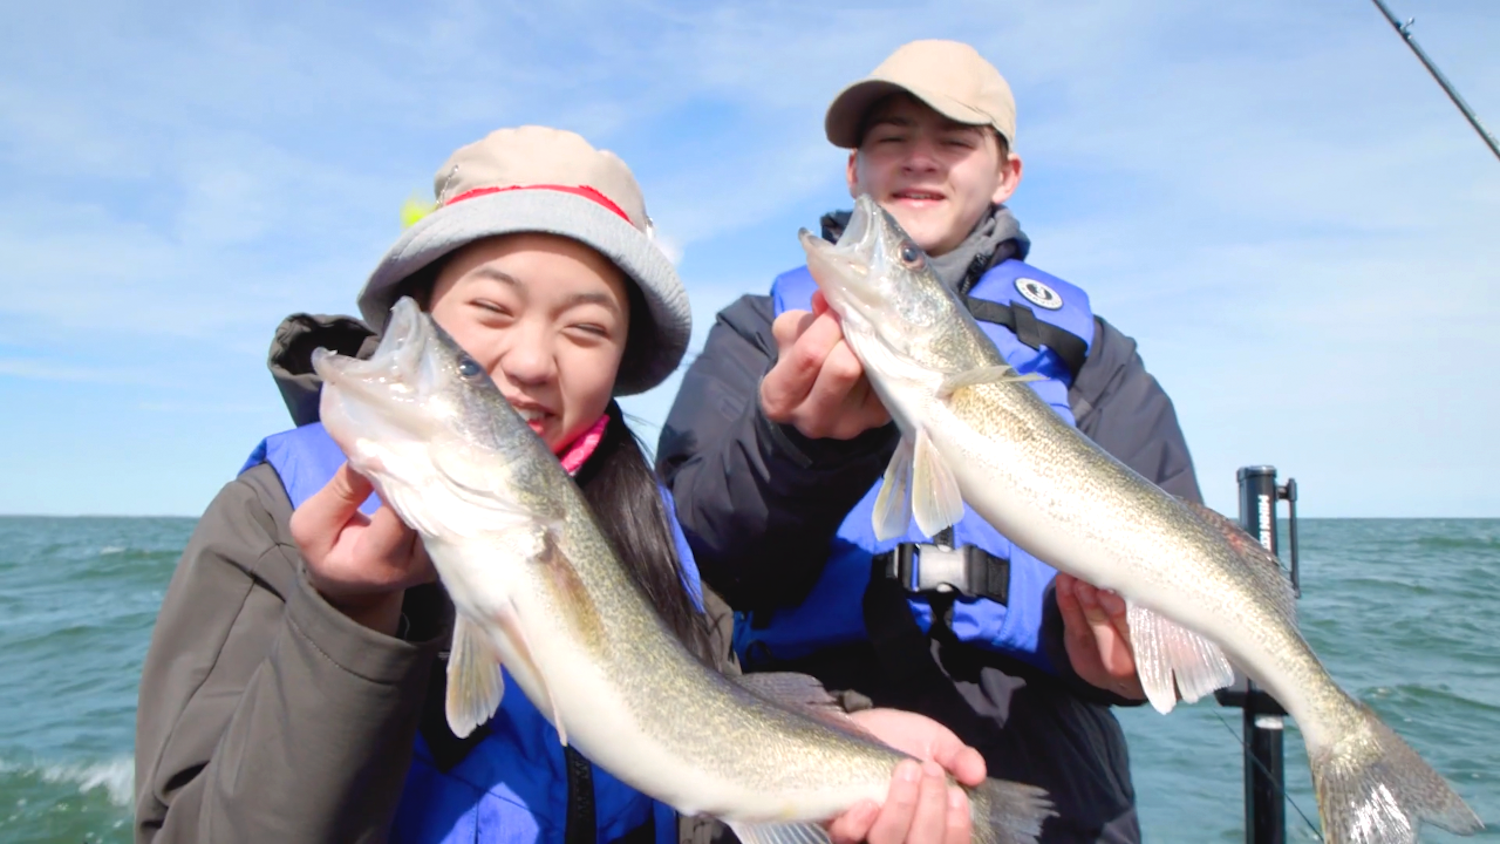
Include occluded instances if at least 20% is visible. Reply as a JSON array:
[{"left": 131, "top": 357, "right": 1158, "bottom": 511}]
[
  {"left": 860, "top": 527, "right": 1015, "bottom": 749},
  {"left": 861, "top": 541, "right": 997, "bottom": 751},
  {"left": 420, "top": 657, "right": 491, "bottom": 772},
  {"left": 564, "top": 745, "right": 597, "bottom": 844},
  {"left": 962, "top": 296, "right": 1089, "bottom": 381},
  {"left": 612, "top": 812, "right": 660, "bottom": 844}
]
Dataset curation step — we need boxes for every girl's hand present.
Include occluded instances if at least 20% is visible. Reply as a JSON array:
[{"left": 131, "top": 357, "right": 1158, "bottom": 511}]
[{"left": 289, "top": 463, "right": 436, "bottom": 635}]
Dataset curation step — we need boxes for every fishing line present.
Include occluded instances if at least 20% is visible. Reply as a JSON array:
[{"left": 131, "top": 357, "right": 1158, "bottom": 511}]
[{"left": 1209, "top": 710, "right": 1325, "bottom": 842}]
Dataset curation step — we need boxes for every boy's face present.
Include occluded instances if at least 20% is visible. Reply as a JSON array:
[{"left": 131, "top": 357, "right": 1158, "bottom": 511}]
[{"left": 847, "top": 94, "right": 1021, "bottom": 257}]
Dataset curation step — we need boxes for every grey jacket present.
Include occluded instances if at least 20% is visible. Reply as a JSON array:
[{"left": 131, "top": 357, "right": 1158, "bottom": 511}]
[
  {"left": 133, "top": 456, "right": 446, "bottom": 842},
  {"left": 134, "top": 313, "right": 444, "bottom": 843}
]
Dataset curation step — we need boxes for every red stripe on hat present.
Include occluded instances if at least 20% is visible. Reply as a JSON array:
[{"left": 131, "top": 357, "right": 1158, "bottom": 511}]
[{"left": 443, "top": 184, "right": 632, "bottom": 223}]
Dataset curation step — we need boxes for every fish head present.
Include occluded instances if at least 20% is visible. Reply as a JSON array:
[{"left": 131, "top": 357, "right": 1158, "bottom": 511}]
[
  {"left": 312, "top": 296, "right": 551, "bottom": 538},
  {"left": 799, "top": 194, "right": 970, "bottom": 378}
]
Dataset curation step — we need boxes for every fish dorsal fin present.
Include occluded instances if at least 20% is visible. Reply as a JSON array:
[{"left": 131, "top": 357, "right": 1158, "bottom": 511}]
[
  {"left": 1126, "top": 601, "right": 1235, "bottom": 715},
  {"left": 873, "top": 436, "right": 915, "bottom": 542},
  {"left": 912, "top": 427, "right": 964, "bottom": 538},
  {"left": 1179, "top": 498, "right": 1297, "bottom": 625},
  {"left": 445, "top": 614, "right": 505, "bottom": 739},
  {"left": 937, "top": 365, "right": 1042, "bottom": 400},
  {"left": 730, "top": 672, "right": 882, "bottom": 745}
]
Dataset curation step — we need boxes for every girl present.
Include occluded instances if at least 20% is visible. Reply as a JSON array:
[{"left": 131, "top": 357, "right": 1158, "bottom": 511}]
[{"left": 134, "top": 126, "right": 985, "bottom": 844}]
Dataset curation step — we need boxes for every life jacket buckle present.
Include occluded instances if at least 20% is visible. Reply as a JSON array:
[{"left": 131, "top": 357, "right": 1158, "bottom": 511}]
[{"left": 874, "top": 542, "right": 1010, "bottom": 605}]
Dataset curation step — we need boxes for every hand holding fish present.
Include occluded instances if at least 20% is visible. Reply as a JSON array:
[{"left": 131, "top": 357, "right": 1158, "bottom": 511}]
[
  {"left": 290, "top": 462, "right": 437, "bottom": 635},
  {"left": 1054, "top": 574, "right": 1145, "bottom": 701},
  {"left": 827, "top": 708, "right": 987, "bottom": 844},
  {"left": 761, "top": 291, "right": 891, "bottom": 440}
]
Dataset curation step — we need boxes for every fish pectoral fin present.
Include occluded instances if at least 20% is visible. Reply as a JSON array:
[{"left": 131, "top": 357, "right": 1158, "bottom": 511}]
[
  {"left": 1126, "top": 601, "right": 1235, "bottom": 714},
  {"left": 937, "top": 365, "right": 1041, "bottom": 399},
  {"left": 912, "top": 427, "right": 965, "bottom": 538},
  {"left": 873, "top": 435, "right": 915, "bottom": 541},
  {"left": 445, "top": 614, "right": 505, "bottom": 739},
  {"left": 494, "top": 600, "right": 571, "bottom": 747},
  {"left": 724, "top": 820, "right": 831, "bottom": 844},
  {"left": 535, "top": 528, "right": 605, "bottom": 645}
]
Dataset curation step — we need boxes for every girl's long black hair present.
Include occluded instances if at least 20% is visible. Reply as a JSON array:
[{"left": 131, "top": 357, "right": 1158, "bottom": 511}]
[{"left": 573, "top": 399, "right": 713, "bottom": 663}]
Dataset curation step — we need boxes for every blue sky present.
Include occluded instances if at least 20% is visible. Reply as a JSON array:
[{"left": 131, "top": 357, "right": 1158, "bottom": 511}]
[{"left": 1, "top": 0, "right": 1496, "bottom": 518}]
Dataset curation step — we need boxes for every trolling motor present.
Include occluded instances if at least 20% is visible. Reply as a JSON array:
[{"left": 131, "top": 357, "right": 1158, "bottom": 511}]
[{"left": 1214, "top": 466, "right": 1301, "bottom": 844}]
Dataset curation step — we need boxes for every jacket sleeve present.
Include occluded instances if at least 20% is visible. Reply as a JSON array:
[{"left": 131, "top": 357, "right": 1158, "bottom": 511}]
[
  {"left": 134, "top": 463, "right": 446, "bottom": 844},
  {"left": 1070, "top": 316, "right": 1203, "bottom": 504},
  {"left": 655, "top": 293, "right": 899, "bottom": 611}
]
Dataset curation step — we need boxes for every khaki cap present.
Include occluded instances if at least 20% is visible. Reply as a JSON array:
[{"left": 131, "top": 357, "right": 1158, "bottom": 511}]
[
  {"left": 824, "top": 40, "right": 1017, "bottom": 149},
  {"left": 357, "top": 126, "right": 690, "bottom": 396}
]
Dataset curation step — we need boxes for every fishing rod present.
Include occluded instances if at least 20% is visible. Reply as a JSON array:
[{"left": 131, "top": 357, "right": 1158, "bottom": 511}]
[
  {"left": 1216, "top": 466, "right": 1302, "bottom": 844},
  {"left": 1369, "top": 0, "right": 1500, "bottom": 162}
]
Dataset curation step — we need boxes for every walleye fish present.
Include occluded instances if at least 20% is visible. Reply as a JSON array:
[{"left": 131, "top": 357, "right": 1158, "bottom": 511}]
[
  {"left": 312, "top": 296, "right": 1054, "bottom": 844},
  {"left": 797, "top": 195, "right": 1483, "bottom": 844}
]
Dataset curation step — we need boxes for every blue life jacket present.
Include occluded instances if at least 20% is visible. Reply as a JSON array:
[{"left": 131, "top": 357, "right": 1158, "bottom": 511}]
[
  {"left": 241, "top": 422, "right": 687, "bottom": 843},
  {"left": 733, "top": 259, "right": 1094, "bottom": 674}
]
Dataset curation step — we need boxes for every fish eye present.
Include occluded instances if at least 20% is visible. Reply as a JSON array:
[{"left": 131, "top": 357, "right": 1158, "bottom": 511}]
[
  {"left": 900, "top": 243, "right": 924, "bottom": 267},
  {"left": 457, "top": 357, "right": 483, "bottom": 379}
]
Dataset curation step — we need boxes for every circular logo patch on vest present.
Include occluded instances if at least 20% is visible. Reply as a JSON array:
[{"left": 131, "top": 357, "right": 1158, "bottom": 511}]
[{"left": 1015, "top": 278, "right": 1064, "bottom": 310}]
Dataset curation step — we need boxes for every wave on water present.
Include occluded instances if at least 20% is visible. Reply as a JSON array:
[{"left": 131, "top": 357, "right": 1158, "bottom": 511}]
[
  {"left": 1, "top": 756, "right": 135, "bottom": 807},
  {"left": 99, "top": 547, "right": 125, "bottom": 556},
  {"left": 42, "top": 758, "right": 134, "bottom": 807},
  {"left": 1415, "top": 535, "right": 1500, "bottom": 552}
]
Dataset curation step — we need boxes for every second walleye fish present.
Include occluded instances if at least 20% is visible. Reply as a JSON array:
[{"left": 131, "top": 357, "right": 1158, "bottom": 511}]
[
  {"left": 797, "top": 195, "right": 1482, "bottom": 844},
  {"left": 312, "top": 296, "right": 1054, "bottom": 844}
]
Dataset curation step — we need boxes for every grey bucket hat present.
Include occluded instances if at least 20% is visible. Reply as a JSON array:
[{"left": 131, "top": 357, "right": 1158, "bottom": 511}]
[{"left": 357, "top": 126, "right": 691, "bottom": 396}]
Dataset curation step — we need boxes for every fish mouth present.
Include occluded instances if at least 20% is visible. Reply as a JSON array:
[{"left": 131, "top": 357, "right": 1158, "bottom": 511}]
[
  {"left": 313, "top": 297, "right": 440, "bottom": 449},
  {"left": 799, "top": 194, "right": 888, "bottom": 322}
]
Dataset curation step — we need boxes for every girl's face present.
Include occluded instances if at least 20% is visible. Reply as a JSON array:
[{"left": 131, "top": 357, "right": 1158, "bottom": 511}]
[{"left": 427, "top": 232, "right": 631, "bottom": 453}]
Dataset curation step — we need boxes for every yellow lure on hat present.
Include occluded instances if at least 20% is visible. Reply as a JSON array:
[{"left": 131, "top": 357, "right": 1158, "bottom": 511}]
[{"left": 400, "top": 193, "right": 439, "bottom": 229}]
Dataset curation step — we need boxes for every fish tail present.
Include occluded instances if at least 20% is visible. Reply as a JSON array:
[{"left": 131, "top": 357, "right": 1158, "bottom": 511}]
[
  {"left": 1311, "top": 698, "right": 1482, "bottom": 843},
  {"left": 966, "top": 777, "right": 1055, "bottom": 844}
]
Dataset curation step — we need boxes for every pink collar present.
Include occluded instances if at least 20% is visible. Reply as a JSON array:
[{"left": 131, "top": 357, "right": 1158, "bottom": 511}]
[{"left": 557, "top": 414, "right": 609, "bottom": 476}]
